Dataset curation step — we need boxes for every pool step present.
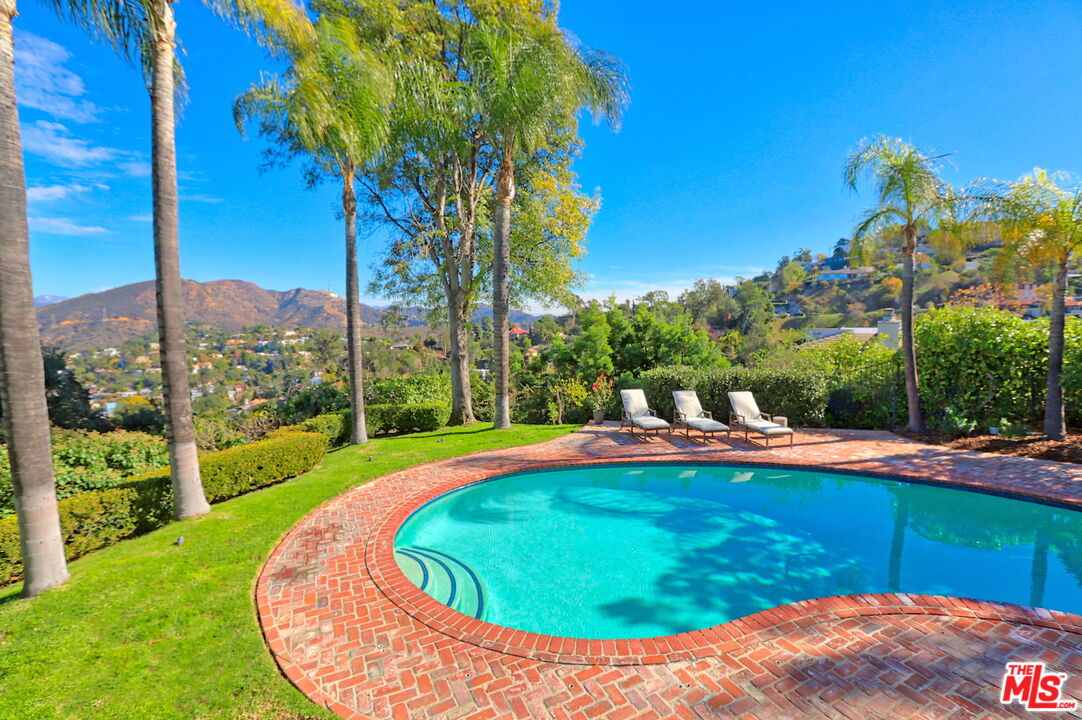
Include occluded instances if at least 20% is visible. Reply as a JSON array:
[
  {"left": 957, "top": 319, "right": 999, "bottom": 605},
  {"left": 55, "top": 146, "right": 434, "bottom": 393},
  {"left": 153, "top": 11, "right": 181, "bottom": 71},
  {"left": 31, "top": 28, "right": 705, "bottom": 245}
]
[{"left": 395, "top": 546, "right": 486, "bottom": 620}]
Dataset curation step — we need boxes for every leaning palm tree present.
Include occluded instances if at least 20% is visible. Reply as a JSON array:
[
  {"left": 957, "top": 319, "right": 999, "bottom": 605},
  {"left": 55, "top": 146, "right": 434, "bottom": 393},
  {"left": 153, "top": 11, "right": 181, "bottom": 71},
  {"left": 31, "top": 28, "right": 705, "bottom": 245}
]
[
  {"left": 235, "top": 17, "right": 392, "bottom": 445},
  {"left": 0, "top": 0, "right": 71, "bottom": 595},
  {"left": 468, "top": 11, "right": 628, "bottom": 429},
  {"left": 992, "top": 169, "right": 1082, "bottom": 440},
  {"left": 843, "top": 137, "right": 963, "bottom": 433},
  {"left": 49, "top": 0, "right": 311, "bottom": 517}
]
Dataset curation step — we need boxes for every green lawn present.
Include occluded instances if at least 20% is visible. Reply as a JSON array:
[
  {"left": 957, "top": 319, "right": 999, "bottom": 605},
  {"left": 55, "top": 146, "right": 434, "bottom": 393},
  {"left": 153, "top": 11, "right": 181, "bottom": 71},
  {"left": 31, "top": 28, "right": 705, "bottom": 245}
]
[{"left": 0, "top": 424, "right": 575, "bottom": 720}]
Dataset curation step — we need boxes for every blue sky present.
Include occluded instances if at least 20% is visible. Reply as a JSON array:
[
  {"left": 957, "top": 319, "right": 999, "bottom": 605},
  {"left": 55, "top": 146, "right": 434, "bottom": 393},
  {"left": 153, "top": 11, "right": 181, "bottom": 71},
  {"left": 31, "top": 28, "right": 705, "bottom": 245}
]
[{"left": 14, "top": 0, "right": 1082, "bottom": 307}]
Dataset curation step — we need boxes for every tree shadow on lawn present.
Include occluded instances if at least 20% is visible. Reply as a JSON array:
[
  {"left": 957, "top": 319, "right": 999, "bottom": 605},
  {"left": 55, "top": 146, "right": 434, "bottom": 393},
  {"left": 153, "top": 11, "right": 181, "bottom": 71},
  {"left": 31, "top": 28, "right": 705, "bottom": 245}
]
[{"left": 375, "top": 427, "right": 500, "bottom": 441}]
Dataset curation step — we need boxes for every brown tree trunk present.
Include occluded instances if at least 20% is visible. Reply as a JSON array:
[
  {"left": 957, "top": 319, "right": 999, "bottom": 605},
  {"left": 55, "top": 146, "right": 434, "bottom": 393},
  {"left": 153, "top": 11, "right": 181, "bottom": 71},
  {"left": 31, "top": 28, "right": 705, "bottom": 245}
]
[
  {"left": 900, "top": 232, "right": 925, "bottom": 433},
  {"left": 447, "top": 290, "right": 475, "bottom": 425},
  {"left": 887, "top": 492, "right": 909, "bottom": 592},
  {"left": 1044, "top": 258, "right": 1068, "bottom": 440},
  {"left": 343, "top": 170, "right": 367, "bottom": 444},
  {"left": 491, "top": 150, "right": 514, "bottom": 429},
  {"left": 151, "top": 1, "right": 209, "bottom": 519},
  {"left": 0, "top": 1, "right": 69, "bottom": 596}
]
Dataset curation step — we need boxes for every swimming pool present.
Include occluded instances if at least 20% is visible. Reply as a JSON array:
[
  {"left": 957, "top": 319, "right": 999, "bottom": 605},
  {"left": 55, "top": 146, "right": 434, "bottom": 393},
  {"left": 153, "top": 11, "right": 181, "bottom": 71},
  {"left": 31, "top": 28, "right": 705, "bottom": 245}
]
[{"left": 393, "top": 463, "right": 1082, "bottom": 639}]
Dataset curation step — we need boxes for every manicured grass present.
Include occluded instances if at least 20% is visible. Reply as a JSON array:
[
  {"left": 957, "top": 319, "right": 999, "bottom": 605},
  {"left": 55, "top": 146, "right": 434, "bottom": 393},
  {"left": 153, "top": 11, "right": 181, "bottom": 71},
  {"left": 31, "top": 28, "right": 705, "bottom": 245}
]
[{"left": 0, "top": 424, "right": 576, "bottom": 720}]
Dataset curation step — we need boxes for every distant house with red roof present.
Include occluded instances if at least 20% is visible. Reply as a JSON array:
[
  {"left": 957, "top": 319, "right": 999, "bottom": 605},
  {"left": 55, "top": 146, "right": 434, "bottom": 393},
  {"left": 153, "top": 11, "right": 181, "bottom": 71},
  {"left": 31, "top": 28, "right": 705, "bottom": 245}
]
[{"left": 509, "top": 325, "right": 530, "bottom": 337}]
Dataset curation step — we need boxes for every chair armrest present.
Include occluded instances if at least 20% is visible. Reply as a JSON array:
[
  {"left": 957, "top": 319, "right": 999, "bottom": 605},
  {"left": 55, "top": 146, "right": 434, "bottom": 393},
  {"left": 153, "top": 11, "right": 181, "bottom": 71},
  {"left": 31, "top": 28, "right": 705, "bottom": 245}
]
[
  {"left": 675, "top": 411, "right": 687, "bottom": 422},
  {"left": 647, "top": 407, "right": 660, "bottom": 417},
  {"left": 702, "top": 410, "right": 713, "bottom": 419}
]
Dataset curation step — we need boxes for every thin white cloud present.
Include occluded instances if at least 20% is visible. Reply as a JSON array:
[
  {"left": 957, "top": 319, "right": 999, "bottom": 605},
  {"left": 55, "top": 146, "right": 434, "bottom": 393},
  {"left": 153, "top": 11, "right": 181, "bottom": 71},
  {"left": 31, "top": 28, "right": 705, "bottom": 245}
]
[
  {"left": 21, "top": 120, "right": 119, "bottom": 166},
  {"left": 118, "top": 161, "right": 151, "bottom": 177},
  {"left": 182, "top": 194, "right": 224, "bottom": 204},
  {"left": 128, "top": 214, "right": 153, "bottom": 222},
  {"left": 29, "top": 216, "right": 108, "bottom": 235},
  {"left": 25, "top": 183, "right": 102, "bottom": 202},
  {"left": 14, "top": 33, "right": 100, "bottom": 123}
]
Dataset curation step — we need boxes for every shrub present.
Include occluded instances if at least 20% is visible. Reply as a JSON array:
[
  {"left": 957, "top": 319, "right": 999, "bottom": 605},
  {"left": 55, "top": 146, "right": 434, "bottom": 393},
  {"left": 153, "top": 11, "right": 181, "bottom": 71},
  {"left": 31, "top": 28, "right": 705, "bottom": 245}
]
[
  {"left": 366, "top": 374, "right": 451, "bottom": 406},
  {"left": 635, "top": 366, "right": 829, "bottom": 427},
  {"left": 194, "top": 415, "right": 246, "bottom": 452},
  {"left": 364, "top": 403, "right": 448, "bottom": 434},
  {"left": 280, "top": 411, "right": 351, "bottom": 447},
  {"left": 914, "top": 306, "right": 1048, "bottom": 427},
  {"left": 274, "top": 384, "right": 349, "bottom": 424},
  {"left": 0, "top": 431, "right": 326, "bottom": 585},
  {"left": 0, "top": 429, "right": 169, "bottom": 518}
]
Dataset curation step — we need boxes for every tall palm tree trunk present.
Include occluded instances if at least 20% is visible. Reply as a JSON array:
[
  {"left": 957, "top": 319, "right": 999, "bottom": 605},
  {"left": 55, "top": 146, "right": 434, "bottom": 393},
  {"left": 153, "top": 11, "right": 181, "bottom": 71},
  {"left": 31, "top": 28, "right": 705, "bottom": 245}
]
[
  {"left": 1030, "top": 529, "right": 1049, "bottom": 608},
  {"left": 887, "top": 492, "right": 909, "bottom": 592},
  {"left": 151, "top": 0, "right": 209, "bottom": 519},
  {"left": 491, "top": 151, "right": 514, "bottom": 429},
  {"left": 0, "top": 0, "right": 69, "bottom": 596},
  {"left": 447, "top": 290, "right": 476, "bottom": 425},
  {"left": 342, "top": 169, "right": 367, "bottom": 444},
  {"left": 900, "top": 234, "right": 925, "bottom": 433},
  {"left": 1044, "top": 258, "right": 1068, "bottom": 440}
]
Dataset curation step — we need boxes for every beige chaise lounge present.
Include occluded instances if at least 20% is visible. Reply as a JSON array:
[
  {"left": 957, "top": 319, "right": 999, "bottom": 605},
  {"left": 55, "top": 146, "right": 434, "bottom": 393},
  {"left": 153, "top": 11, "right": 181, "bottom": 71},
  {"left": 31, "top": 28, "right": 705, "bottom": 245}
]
[
  {"left": 727, "top": 391, "right": 794, "bottom": 447},
  {"left": 672, "top": 390, "right": 730, "bottom": 441},
  {"left": 620, "top": 389, "right": 671, "bottom": 437}
]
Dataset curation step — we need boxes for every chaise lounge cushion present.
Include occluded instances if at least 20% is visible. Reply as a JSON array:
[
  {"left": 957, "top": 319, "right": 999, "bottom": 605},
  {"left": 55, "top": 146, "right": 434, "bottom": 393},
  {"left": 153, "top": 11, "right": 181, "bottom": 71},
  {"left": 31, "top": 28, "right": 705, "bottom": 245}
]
[
  {"left": 672, "top": 390, "right": 730, "bottom": 434},
  {"left": 634, "top": 416, "right": 672, "bottom": 431},
  {"left": 744, "top": 419, "right": 793, "bottom": 436},
  {"left": 686, "top": 416, "right": 729, "bottom": 433}
]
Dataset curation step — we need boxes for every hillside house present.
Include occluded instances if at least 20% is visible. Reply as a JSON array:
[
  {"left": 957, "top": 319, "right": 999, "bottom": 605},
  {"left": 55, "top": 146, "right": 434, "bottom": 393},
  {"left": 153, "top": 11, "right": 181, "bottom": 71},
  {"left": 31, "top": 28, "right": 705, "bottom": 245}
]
[
  {"left": 803, "top": 309, "right": 902, "bottom": 349},
  {"left": 811, "top": 266, "right": 874, "bottom": 284}
]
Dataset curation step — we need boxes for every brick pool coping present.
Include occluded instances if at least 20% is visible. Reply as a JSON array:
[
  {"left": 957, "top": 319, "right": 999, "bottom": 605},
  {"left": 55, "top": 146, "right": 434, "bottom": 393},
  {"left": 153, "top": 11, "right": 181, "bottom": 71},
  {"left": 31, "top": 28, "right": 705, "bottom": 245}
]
[{"left": 256, "top": 425, "right": 1082, "bottom": 719}]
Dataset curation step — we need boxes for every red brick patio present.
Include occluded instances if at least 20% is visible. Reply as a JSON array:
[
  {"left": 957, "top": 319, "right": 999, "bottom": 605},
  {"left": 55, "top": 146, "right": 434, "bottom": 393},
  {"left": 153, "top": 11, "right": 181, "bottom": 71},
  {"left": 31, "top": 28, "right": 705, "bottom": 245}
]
[{"left": 256, "top": 426, "right": 1082, "bottom": 719}]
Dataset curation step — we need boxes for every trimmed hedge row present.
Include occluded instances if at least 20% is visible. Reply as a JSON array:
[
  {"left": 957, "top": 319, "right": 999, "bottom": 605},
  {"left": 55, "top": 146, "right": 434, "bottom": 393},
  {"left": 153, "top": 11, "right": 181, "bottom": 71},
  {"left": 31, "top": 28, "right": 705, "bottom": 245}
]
[
  {"left": 0, "top": 431, "right": 326, "bottom": 585},
  {"left": 367, "top": 402, "right": 447, "bottom": 434},
  {"left": 284, "top": 403, "right": 450, "bottom": 447},
  {"left": 631, "top": 366, "right": 829, "bottom": 427},
  {"left": 280, "top": 411, "right": 351, "bottom": 448}
]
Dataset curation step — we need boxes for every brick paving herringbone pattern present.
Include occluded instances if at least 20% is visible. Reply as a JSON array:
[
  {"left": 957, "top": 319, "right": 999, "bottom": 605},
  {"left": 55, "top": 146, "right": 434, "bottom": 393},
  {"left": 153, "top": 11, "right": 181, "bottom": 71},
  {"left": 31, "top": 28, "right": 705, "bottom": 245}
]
[{"left": 256, "top": 426, "right": 1082, "bottom": 720}]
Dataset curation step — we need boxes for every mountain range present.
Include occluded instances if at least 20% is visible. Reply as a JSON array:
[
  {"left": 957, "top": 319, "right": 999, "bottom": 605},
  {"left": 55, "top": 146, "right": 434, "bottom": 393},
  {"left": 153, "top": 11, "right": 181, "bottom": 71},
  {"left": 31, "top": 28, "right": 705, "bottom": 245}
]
[{"left": 35, "top": 279, "right": 538, "bottom": 349}]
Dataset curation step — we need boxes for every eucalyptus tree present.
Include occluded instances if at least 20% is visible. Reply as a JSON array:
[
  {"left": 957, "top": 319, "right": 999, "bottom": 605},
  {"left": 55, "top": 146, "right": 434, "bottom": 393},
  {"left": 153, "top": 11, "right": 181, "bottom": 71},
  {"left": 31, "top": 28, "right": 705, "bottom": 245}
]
[
  {"left": 990, "top": 169, "right": 1082, "bottom": 440},
  {"left": 45, "top": 0, "right": 311, "bottom": 517},
  {"left": 236, "top": 17, "right": 392, "bottom": 445},
  {"left": 843, "top": 137, "right": 965, "bottom": 433},
  {"left": 0, "top": 0, "right": 71, "bottom": 594},
  {"left": 363, "top": 1, "right": 602, "bottom": 426},
  {"left": 467, "top": 11, "right": 628, "bottom": 429}
]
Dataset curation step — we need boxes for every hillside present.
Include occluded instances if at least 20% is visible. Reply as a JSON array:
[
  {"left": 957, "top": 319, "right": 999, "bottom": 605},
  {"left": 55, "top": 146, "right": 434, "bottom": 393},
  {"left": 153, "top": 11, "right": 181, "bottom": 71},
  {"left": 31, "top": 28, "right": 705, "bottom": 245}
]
[{"left": 36, "top": 279, "right": 539, "bottom": 349}]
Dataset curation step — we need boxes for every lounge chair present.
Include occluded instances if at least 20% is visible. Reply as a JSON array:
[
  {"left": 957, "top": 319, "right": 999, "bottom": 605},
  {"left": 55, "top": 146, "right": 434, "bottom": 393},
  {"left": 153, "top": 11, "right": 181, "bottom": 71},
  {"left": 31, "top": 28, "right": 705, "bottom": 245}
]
[
  {"left": 727, "top": 391, "right": 794, "bottom": 448},
  {"left": 672, "top": 390, "right": 730, "bottom": 440},
  {"left": 619, "top": 389, "right": 671, "bottom": 437}
]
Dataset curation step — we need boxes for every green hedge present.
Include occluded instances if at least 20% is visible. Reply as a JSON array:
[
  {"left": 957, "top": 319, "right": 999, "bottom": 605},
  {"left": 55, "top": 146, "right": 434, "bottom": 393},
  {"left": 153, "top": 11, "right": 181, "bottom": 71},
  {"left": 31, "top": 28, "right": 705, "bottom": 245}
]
[
  {"left": 280, "top": 411, "right": 351, "bottom": 447},
  {"left": 914, "top": 306, "right": 1048, "bottom": 427},
  {"left": 280, "top": 402, "right": 449, "bottom": 445},
  {"left": 366, "top": 402, "right": 448, "bottom": 434},
  {"left": 0, "top": 431, "right": 326, "bottom": 585},
  {"left": 633, "top": 366, "right": 829, "bottom": 427}
]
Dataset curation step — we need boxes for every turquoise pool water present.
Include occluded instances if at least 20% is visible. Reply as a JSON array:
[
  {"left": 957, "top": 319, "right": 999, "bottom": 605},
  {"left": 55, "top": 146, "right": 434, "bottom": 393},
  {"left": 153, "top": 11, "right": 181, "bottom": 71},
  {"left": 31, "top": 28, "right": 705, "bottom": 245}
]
[{"left": 393, "top": 464, "right": 1082, "bottom": 639}]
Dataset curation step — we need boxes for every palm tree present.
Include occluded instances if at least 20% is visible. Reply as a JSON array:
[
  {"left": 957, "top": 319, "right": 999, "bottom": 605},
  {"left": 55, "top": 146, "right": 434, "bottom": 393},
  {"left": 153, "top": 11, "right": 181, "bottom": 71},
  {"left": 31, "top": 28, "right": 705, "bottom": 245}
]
[
  {"left": 235, "top": 18, "right": 391, "bottom": 445},
  {"left": 468, "top": 11, "right": 628, "bottom": 429},
  {"left": 843, "top": 137, "right": 963, "bottom": 433},
  {"left": 992, "top": 169, "right": 1082, "bottom": 440},
  {"left": 49, "top": 0, "right": 311, "bottom": 516},
  {"left": 0, "top": 0, "right": 71, "bottom": 595}
]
